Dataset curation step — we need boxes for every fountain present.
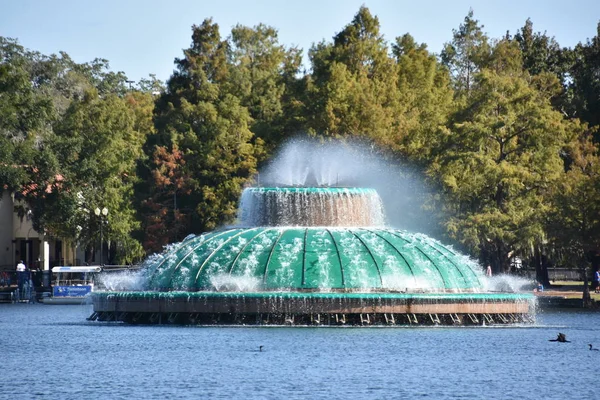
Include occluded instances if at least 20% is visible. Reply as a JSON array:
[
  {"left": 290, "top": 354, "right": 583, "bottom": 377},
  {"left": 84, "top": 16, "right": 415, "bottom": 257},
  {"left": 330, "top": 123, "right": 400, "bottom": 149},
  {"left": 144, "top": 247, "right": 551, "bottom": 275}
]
[{"left": 90, "top": 159, "right": 536, "bottom": 325}]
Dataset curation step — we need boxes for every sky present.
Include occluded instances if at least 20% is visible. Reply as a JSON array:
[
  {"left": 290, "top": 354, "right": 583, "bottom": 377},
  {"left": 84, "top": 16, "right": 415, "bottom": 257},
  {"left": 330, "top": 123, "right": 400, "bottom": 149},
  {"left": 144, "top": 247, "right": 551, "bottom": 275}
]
[{"left": 2, "top": 0, "right": 599, "bottom": 83}]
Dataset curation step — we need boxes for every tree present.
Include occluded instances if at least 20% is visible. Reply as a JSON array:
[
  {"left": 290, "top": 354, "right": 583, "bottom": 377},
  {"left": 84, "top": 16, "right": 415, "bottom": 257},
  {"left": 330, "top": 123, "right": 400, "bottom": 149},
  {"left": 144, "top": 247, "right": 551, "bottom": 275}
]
[
  {"left": 136, "top": 74, "right": 165, "bottom": 94},
  {"left": 547, "top": 133, "right": 600, "bottom": 270},
  {"left": 1, "top": 37, "right": 147, "bottom": 263},
  {"left": 141, "top": 145, "right": 191, "bottom": 252},
  {"left": 45, "top": 89, "right": 145, "bottom": 263},
  {"left": 513, "top": 18, "right": 573, "bottom": 116},
  {"left": 0, "top": 37, "right": 54, "bottom": 191},
  {"left": 147, "top": 19, "right": 261, "bottom": 242},
  {"left": 391, "top": 34, "right": 453, "bottom": 160},
  {"left": 570, "top": 22, "right": 600, "bottom": 133},
  {"left": 431, "top": 69, "right": 577, "bottom": 274},
  {"left": 514, "top": 19, "right": 567, "bottom": 78},
  {"left": 441, "top": 9, "right": 491, "bottom": 98},
  {"left": 225, "top": 23, "right": 303, "bottom": 151},
  {"left": 306, "top": 6, "right": 401, "bottom": 145}
]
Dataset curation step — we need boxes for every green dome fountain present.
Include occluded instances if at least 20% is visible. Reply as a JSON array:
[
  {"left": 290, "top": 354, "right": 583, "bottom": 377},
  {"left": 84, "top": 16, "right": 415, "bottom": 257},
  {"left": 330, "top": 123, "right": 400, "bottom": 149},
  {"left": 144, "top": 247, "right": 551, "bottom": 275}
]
[
  {"left": 90, "top": 186, "right": 535, "bottom": 325},
  {"left": 144, "top": 227, "right": 484, "bottom": 292}
]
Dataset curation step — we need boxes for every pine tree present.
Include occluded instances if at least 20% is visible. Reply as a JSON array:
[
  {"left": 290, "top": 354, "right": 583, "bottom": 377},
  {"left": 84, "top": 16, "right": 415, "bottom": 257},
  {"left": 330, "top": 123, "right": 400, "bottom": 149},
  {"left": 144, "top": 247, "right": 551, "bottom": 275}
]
[
  {"left": 441, "top": 9, "right": 491, "bottom": 99},
  {"left": 147, "top": 19, "right": 261, "bottom": 243}
]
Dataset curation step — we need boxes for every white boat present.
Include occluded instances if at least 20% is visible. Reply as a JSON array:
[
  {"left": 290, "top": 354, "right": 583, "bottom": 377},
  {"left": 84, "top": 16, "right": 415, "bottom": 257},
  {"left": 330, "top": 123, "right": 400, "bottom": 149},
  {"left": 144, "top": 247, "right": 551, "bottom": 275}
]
[{"left": 40, "top": 266, "right": 101, "bottom": 305}]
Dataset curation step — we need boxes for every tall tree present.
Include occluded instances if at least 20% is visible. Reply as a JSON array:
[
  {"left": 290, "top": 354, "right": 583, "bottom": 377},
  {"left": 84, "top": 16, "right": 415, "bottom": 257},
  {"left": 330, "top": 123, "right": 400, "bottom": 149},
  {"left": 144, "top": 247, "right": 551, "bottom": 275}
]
[
  {"left": 514, "top": 19, "right": 567, "bottom": 78},
  {"left": 147, "top": 19, "right": 261, "bottom": 244},
  {"left": 570, "top": 22, "right": 600, "bottom": 133},
  {"left": 0, "top": 37, "right": 54, "bottom": 191},
  {"left": 225, "top": 23, "right": 303, "bottom": 151},
  {"left": 391, "top": 34, "right": 453, "bottom": 160},
  {"left": 44, "top": 89, "right": 145, "bottom": 264},
  {"left": 513, "top": 18, "right": 573, "bottom": 116},
  {"left": 547, "top": 133, "right": 600, "bottom": 270},
  {"left": 441, "top": 9, "right": 491, "bottom": 99},
  {"left": 306, "top": 6, "right": 401, "bottom": 145},
  {"left": 431, "top": 69, "right": 577, "bottom": 274},
  {"left": 141, "top": 145, "right": 191, "bottom": 252}
]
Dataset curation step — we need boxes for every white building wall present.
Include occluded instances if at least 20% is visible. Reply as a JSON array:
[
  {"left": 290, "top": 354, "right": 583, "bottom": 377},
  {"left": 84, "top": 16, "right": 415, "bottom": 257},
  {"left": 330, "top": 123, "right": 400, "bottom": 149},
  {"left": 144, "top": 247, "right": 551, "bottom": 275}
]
[{"left": 1, "top": 190, "right": 90, "bottom": 268}]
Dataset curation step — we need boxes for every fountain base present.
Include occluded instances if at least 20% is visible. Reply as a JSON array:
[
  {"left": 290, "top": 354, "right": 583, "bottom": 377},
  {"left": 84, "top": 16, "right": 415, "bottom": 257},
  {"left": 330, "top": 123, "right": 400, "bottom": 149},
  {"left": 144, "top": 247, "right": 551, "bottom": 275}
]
[{"left": 89, "top": 291, "right": 535, "bottom": 326}]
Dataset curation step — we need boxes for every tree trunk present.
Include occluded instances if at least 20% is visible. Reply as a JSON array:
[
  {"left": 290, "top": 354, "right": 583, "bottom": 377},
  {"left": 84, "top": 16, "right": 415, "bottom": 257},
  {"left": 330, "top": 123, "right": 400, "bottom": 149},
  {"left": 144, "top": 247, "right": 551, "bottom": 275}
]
[
  {"left": 582, "top": 266, "right": 591, "bottom": 308},
  {"left": 534, "top": 246, "right": 550, "bottom": 288}
]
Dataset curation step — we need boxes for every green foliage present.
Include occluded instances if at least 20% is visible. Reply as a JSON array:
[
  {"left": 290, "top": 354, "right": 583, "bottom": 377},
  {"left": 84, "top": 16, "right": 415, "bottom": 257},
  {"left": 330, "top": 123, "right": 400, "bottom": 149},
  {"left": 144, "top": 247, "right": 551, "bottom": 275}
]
[
  {"left": 441, "top": 9, "right": 491, "bottom": 98},
  {"left": 570, "top": 23, "right": 600, "bottom": 132},
  {"left": 306, "top": 6, "right": 401, "bottom": 144},
  {"left": 392, "top": 34, "right": 453, "bottom": 159},
  {"left": 0, "top": 38, "right": 54, "bottom": 190},
  {"left": 513, "top": 18, "right": 574, "bottom": 117},
  {"left": 431, "top": 68, "right": 577, "bottom": 271},
  {"left": 44, "top": 89, "right": 145, "bottom": 263},
  {"left": 146, "top": 19, "right": 261, "bottom": 245},
  {"left": 225, "top": 23, "right": 303, "bottom": 150},
  {"left": 547, "top": 134, "right": 600, "bottom": 265}
]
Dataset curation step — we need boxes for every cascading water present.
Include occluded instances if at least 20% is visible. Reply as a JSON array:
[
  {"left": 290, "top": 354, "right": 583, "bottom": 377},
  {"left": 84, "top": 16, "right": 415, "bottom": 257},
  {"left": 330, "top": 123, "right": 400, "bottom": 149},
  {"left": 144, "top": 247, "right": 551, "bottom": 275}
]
[{"left": 238, "top": 187, "right": 386, "bottom": 227}]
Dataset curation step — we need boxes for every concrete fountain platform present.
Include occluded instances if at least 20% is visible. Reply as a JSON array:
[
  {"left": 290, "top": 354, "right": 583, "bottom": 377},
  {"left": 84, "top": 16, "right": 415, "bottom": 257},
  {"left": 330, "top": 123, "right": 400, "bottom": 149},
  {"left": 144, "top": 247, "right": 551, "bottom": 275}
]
[{"left": 89, "top": 290, "right": 535, "bottom": 325}]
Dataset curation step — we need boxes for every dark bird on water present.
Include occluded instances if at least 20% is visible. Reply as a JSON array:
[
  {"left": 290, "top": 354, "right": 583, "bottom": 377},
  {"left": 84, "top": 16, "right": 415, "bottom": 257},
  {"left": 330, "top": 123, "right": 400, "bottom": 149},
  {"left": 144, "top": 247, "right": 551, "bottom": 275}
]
[
  {"left": 549, "top": 333, "right": 570, "bottom": 343},
  {"left": 259, "top": 346, "right": 264, "bottom": 352},
  {"left": 589, "top": 344, "right": 599, "bottom": 351}
]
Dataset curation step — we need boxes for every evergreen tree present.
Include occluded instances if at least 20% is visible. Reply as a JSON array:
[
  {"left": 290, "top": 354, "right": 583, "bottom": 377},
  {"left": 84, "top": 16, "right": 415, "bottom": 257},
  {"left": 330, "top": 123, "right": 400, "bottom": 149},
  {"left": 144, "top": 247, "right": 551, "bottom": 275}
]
[
  {"left": 225, "top": 23, "right": 303, "bottom": 151},
  {"left": 441, "top": 9, "right": 491, "bottom": 99},
  {"left": 306, "top": 6, "right": 401, "bottom": 145},
  {"left": 547, "top": 133, "right": 600, "bottom": 269},
  {"left": 147, "top": 19, "right": 261, "bottom": 244},
  {"left": 570, "top": 22, "right": 600, "bottom": 133},
  {"left": 513, "top": 18, "right": 573, "bottom": 116},
  {"left": 431, "top": 69, "right": 577, "bottom": 273},
  {"left": 392, "top": 34, "right": 453, "bottom": 160}
]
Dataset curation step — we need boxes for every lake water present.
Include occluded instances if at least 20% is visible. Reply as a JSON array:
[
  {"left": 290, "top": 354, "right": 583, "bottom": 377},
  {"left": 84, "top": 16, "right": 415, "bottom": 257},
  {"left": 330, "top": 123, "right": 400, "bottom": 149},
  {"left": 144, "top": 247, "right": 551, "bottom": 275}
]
[{"left": 1, "top": 304, "right": 598, "bottom": 400}]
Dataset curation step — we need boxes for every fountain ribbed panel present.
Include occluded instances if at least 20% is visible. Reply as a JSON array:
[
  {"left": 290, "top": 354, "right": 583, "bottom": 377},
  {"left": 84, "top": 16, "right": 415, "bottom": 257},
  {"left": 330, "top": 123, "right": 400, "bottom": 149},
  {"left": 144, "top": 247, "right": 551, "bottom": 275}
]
[
  {"left": 193, "top": 228, "right": 264, "bottom": 289},
  {"left": 265, "top": 229, "right": 305, "bottom": 289},
  {"left": 420, "top": 238, "right": 483, "bottom": 289},
  {"left": 146, "top": 227, "right": 485, "bottom": 292},
  {"left": 226, "top": 228, "right": 282, "bottom": 289},
  {"left": 172, "top": 230, "right": 241, "bottom": 290},
  {"left": 373, "top": 230, "right": 446, "bottom": 289},
  {"left": 304, "top": 228, "right": 344, "bottom": 289},
  {"left": 354, "top": 229, "right": 417, "bottom": 288},
  {"left": 330, "top": 229, "right": 381, "bottom": 288}
]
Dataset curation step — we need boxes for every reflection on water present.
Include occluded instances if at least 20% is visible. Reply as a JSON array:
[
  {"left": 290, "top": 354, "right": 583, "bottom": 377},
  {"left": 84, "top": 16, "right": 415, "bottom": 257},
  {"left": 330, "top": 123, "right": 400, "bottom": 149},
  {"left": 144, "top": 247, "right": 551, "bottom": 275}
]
[{"left": 0, "top": 304, "right": 597, "bottom": 400}]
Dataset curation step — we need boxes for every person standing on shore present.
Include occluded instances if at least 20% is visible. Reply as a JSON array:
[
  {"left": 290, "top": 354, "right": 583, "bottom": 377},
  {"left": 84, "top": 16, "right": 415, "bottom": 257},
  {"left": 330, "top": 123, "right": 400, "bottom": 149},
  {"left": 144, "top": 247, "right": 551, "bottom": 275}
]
[
  {"left": 595, "top": 269, "right": 600, "bottom": 294},
  {"left": 16, "top": 260, "right": 27, "bottom": 292}
]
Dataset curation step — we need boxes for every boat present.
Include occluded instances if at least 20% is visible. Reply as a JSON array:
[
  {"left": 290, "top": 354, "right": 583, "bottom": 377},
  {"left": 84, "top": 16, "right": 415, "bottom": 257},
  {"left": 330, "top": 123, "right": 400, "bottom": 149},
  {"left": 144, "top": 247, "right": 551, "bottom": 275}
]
[{"left": 41, "top": 266, "right": 101, "bottom": 305}]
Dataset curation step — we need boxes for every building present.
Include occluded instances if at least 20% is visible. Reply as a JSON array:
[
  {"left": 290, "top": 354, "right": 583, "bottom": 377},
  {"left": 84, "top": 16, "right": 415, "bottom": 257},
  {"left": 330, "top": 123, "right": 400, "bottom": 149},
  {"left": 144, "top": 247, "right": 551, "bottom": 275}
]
[{"left": 0, "top": 190, "right": 81, "bottom": 271}]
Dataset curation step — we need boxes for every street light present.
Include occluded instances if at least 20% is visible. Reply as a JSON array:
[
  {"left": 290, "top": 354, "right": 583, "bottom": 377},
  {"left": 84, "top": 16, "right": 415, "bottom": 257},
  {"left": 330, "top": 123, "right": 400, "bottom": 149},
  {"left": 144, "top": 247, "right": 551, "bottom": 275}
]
[{"left": 94, "top": 207, "right": 108, "bottom": 265}]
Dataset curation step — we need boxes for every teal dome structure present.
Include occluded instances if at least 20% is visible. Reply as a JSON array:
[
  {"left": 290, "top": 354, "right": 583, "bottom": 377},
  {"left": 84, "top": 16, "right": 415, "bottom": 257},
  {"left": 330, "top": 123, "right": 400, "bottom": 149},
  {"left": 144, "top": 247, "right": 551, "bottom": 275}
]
[{"left": 145, "top": 227, "right": 484, "bottom": 293}]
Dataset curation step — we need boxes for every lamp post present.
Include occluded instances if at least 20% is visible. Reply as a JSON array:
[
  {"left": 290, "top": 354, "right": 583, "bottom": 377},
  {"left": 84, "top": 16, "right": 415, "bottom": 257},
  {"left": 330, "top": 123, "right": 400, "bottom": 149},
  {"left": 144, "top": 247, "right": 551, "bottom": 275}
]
[{"left": 94, "top": 207, "right": 108, "bottom": 265}]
